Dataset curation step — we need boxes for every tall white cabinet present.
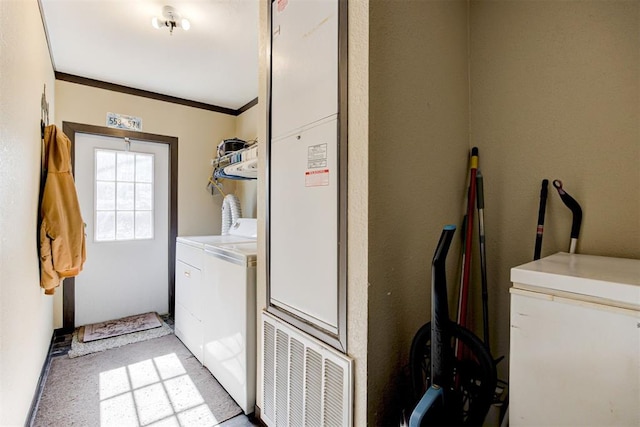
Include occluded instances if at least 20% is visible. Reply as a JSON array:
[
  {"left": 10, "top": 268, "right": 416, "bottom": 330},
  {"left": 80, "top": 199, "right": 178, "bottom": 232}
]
[
  {"left": 270, "top": 117, "right": 339, "bottom": 332},
  {"left": 267, "top": 0, "right": 347, "bottom": 350},
  {"left": 270, "top": 0, "right": 338, "bottom": 139},
  {"left": 510, "top": 253, "right": 640, "bottom": 426}
]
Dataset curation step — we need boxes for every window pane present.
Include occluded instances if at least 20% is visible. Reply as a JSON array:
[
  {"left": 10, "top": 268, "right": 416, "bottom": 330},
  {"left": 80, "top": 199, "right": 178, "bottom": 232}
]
[
  {"left": 96, "top": 211, "right": 115, "bottom": 241},
  {"left": 135, "top": 183, "right": 153, "bottom": 210},
  {"left": 96, "top": 150, "right": 115, "bottom": 180},
  {"left": 96, "top": 182, "right": 116, "bottom": 210},
  {"left": 117, "top": 183, "right": 134, "bottom": 210},
  {"left": 135, "top": 211, "right": 153, "bottom": 239},
  {"left": 117, "top": 152, "right": 135, "bottom": 182},
  {"left": 135, "top": 154, "right": 153, "bottom": 183},
  {"left": 116, "top": 211, "right": 134, "bottom": 240},
  {"left": 94, "top": 149, "right": 155, "bottom": 243}
]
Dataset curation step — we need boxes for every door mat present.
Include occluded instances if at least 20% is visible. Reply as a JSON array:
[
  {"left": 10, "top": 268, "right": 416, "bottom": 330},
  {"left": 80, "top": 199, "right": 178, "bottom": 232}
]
[
  {"left": 69, "top": 321, "right": 173, "bottom": 358},
  {"left": 79, "top": 312, "right": 163, "bottom": 343}
]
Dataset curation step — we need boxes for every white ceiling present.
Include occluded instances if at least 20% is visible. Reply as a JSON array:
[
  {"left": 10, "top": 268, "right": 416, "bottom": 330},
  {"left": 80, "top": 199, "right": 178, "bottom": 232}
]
[{"left": 41, "top": 0, "right": 259, "bottom": 111}]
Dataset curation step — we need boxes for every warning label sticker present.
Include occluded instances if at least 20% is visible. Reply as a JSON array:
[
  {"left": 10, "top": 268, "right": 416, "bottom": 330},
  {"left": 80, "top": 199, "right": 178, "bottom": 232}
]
[
  {"left": 308, "top": 143, "right": 327, "bottom": 169},
  {"left": 305, "top": 169, "right": 329, "bottom": 187}
]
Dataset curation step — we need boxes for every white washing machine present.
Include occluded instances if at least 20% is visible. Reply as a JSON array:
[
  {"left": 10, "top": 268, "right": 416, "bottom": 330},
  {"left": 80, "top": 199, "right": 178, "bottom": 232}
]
[
  {"left": 176, "top": 218, "right": 257, "bottom": 249},
  {"left": 175, "top": 219, "right": 256, "bottom": 362},
  {"left": 202, "top": 240, "right": 257, "bottom": 415}
]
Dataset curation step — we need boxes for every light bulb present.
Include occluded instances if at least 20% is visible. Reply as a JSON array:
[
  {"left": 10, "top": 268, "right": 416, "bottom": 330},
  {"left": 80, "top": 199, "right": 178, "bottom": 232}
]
[
  {"left": 151, "top": 17, "right": 162, "bottom": 29},
  {"left": 181, "top": 18, "right": 191, "bottom": 31}
]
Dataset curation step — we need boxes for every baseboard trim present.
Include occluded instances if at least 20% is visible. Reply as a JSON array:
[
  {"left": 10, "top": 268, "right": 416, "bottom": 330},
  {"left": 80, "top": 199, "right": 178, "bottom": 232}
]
[
  {"left": 253, "top": 405, "right": 267, "bottom": 426},
  {"left": 24, "top": 331, "right": 56, "bottom": 427}
]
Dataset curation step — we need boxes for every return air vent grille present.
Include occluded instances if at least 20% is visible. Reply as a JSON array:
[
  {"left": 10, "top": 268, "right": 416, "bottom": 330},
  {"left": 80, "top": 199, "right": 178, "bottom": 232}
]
[
  {"left": 305, "top": 348, "right": 323, "bottom": 426},
  {"left": 288, "top": 338, "right": 305, "bottom": 426},
  {"left": 324, "top": 359, "right": 344, "bottom": 426},
  {"left": 275, "top": 330, "right": 289, "bottom": 426},
  {"left": 263, "top": 320, "right": 275, "bottom": 421},
  {"left": 261, "top": 312, "right": 353, "bottom": 427}
]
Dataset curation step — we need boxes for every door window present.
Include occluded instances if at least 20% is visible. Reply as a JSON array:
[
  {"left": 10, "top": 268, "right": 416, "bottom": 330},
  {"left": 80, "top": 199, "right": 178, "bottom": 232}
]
[{"left": 94, "top": 149, "right": 154, "bottom": 242}]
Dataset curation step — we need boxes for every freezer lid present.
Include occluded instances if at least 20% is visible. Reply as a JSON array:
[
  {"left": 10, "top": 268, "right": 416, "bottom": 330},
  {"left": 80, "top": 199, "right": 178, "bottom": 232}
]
[{"left": 511, "top": 252, "right": 640, "bottom": 307}]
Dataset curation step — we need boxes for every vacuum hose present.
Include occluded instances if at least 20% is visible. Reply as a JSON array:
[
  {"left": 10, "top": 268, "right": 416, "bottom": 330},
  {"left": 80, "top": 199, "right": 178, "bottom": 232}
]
[{"left": 221, "top": 194, "right": 242, "bottom": 235}]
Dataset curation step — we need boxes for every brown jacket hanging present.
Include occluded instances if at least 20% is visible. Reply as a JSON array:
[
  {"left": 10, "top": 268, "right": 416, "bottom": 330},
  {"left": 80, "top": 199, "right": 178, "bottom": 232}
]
[{"left": 39, "top": 125, "right": 86, "bottom": 295}]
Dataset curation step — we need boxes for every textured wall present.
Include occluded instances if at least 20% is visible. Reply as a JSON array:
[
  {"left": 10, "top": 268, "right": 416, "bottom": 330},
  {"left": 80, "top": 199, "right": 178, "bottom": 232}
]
[
  {"left": 0, "top": 0, "right": 56, "bottom": 424},
  {"left": 347, "top": 0, "right": 370, "bottom": 425},
  {"left": 470, "top": 0, "right": 640, "bottom": 380},
  {"left": 368, "top": 1, "right": 470, "bottom": 424}
]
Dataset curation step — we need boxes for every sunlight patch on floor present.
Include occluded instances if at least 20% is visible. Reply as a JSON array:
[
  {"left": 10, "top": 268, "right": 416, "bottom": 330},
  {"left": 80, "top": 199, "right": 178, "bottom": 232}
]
[{"left": 99, "top": 353, "right": 218, "bottom": 427}]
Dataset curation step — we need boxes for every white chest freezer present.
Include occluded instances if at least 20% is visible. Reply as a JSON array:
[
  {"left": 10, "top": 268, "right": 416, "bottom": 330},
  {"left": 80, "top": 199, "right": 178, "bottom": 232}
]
[{"left": 509, "top": 252, "right": 640, "bottom": 426}]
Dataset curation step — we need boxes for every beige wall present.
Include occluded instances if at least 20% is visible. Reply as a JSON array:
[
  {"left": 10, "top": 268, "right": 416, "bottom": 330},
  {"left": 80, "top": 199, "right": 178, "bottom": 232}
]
[
  {"left": 55, "top": 81, "right": 238, "bottom": 237},
  {"left": 0, "top": 0, "right": 56, "bottom": 424},
  {"left": 470, "top": 0, "right": 640, "bottom": 381},
  {"left": 368, "top": 0, "right": 470, "bottom": 424},
  {"left": 365, "top": 1, "right": 639, "bottom": 423},
  {"left": 53, "top": 82, "right": 253, "bottom": 327}
]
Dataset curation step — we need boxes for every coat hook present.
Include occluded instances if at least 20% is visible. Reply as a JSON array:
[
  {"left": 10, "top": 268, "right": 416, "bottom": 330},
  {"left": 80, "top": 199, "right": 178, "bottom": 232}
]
[
  {"left": 41, "top": 84, "right": 50, "bottom": 139},
  {"left": 41, "top": 84, "right": 49, "bottom": 125}
]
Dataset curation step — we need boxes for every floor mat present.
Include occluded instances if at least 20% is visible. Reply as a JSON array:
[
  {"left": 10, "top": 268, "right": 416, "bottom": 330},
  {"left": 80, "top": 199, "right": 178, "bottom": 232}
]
[
  {"left": 69, "top": 322, "right": 173, "bottom": 358},
  {"left": 80, "top": 312, "right": 163, "bottom": 342}
]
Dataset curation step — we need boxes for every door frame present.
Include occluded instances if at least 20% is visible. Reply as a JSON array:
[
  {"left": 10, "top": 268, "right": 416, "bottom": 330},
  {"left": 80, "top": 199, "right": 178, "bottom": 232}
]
[{"left": 62, "top": 121, "right": 178, "bottom": 332}]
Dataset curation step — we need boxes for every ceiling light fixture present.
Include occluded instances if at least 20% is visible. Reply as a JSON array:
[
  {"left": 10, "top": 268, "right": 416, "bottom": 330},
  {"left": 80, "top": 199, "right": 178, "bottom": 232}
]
[{"left": 152, "top": 5, "right": 191, "bottom": 35}]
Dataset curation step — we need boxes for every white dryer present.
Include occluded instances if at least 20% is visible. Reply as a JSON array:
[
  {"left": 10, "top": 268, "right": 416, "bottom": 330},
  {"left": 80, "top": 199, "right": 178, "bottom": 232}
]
[{"left": 202, "top": 241, "right": 257, "bottom": 415}]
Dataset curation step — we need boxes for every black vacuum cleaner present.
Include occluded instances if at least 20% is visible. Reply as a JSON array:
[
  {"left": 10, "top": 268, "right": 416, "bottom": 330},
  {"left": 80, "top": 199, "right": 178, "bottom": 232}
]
[{"left": 409, "top": 225, "right": 496, "bottom": 427}]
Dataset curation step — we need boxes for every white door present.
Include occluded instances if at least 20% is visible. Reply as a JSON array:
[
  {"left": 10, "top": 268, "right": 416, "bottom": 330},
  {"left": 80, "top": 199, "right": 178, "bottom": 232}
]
[{"left": 74, "top": 133, "right": 169, "bottom": 326}]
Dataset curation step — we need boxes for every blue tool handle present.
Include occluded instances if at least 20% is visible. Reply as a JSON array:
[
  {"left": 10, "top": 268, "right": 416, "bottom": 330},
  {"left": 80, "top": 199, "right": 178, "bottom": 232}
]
[{"left": 409, "top": 386, "right": 444, "bottom": 427}]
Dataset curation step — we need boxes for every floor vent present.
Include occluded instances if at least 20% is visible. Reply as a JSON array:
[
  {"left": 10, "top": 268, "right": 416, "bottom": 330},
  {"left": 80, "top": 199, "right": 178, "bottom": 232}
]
[{"left": 261, "top": 311, "right": 353, "bottom": 427}]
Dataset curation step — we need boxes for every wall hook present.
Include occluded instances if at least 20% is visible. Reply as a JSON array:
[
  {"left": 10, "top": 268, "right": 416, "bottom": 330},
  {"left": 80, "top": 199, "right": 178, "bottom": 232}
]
[{"left": 40, "top": 84, "right": 49, "bottom": 139}]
